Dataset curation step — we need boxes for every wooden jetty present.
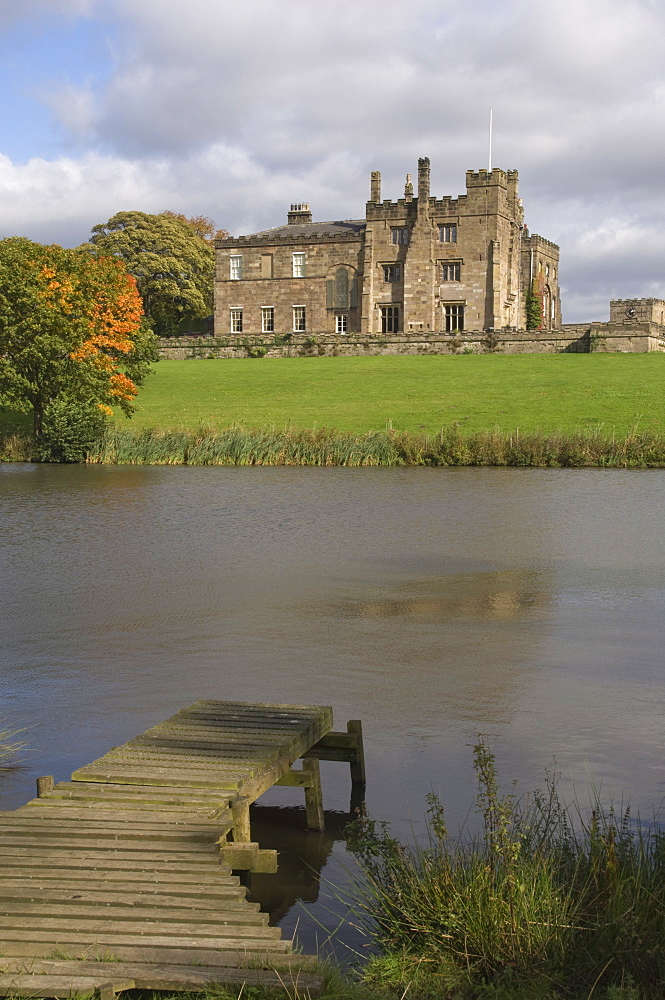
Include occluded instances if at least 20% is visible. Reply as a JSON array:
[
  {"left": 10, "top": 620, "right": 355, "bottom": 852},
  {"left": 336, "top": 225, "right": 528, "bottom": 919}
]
[{"left": 0, "top": 700, "right": 365, "bottom": 999}]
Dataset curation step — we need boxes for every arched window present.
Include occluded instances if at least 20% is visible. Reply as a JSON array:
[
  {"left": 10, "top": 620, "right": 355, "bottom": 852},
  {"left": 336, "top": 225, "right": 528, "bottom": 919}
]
[{"left": 326, "top": 267, "right": 358, "bottom": 310}]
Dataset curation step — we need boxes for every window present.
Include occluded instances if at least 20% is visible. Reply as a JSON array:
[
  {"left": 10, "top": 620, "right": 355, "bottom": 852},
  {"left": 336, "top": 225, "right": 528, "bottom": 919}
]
[
  {"left": 230, "top": 308, "right": 243, "bottom": 333},
  {"left": 444, "top": 304, "right": 464, "bottom": 332},
  {"left": 261, "top": 306, "right": 274, "bottom": 333},
  {"left": 439, "top": 224, "right": 457, "bottom": 243},
  {"left": 230, "top": 255, "right": 242, "bottom": 280},
  {"left": 383, "top": 264, "right": 401, "bottom": 282},
  {"left": 391, "top": 228, "right": 409, "bottom": 245},
  {"left": 335, "top": 314, "right": 348, "bottom": 334},
  {"left": 292, "top": 252, "right": 306, "bottom": 277},
  {"left": 442, "top": 262, "right": 461, "bottom": 281},
  {"left": 293, "top": 305, "right": 306, "bottom": 332},
  {"left": 380, "top": 305, "right": 399, "bottom": 333}
]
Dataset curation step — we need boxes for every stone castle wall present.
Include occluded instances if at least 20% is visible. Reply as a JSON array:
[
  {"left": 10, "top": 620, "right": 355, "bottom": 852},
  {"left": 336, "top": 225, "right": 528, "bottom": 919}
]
[
  {"left": 157, "top": 315, "right": 665, "bottom": 359},
  {"left": 158, "top": 328, "right": 589, "bottom": 360}
]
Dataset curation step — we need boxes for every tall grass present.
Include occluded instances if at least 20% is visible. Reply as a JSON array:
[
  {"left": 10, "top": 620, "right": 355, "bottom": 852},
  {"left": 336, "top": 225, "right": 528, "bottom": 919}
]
[
  {"left": 348, "top": 743, "right": 665, "bottom": 999},
  {"left": 86, "top": 424, "right": 665, "bottom": 467},
  {"left": 0, "top": 725, "right": 26, "bottom": 769},
  {"left": 4, "top": 423, "right": 665, "bottom": 467},
  {"left": 0, "top": 430, "right": 32, "bottom": 462}
]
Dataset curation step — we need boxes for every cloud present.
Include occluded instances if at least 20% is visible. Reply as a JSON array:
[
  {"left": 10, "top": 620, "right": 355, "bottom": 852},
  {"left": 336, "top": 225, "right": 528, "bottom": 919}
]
[
  {"left": 2, "top": 0, "right": 665, "bottom": 320},
  {"left": 0, "top": 0, "right": 93, "bottom": 29}
]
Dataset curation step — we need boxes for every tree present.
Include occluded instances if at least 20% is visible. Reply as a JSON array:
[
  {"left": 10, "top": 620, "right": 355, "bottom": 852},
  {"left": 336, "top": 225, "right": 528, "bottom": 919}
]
[
  {"left": 0, "top": 237, "right": 157, "bottom": 447},
  {"left": 159, "top": 211, "right": 229, "bottom": 244},
  {"left": 84, "top": 211, "right": 219, "bottom": 336}
]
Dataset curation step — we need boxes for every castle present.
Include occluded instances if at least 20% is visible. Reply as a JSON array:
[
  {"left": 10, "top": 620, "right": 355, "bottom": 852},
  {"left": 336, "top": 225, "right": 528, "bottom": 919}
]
[
  {"left": 164, "top": 159, "right": 665, "bottom": 358},
  {"left": 214, "top": 157, "right": 562, "bottom": 341}
]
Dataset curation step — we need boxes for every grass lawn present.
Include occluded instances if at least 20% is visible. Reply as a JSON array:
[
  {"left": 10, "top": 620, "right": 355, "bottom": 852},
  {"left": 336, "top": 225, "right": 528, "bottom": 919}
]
[{"left": 117, "top": 354, "right": 665, "bottom": 436}]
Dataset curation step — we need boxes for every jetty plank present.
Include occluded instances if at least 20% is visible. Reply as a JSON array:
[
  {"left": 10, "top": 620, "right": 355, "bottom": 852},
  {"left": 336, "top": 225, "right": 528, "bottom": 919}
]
[
  {"left": 0, "top": 961, "right": 324, "bottom": 996},
  {"left": 0, "top": 699, "right": 335, "bottom": 997}
]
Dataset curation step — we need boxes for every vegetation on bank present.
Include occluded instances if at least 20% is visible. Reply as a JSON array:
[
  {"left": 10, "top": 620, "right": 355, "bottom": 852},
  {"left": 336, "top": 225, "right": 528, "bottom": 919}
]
[
  {"left": 82, "top": 737, "right": 665, "bottom": 1000},
  {"left": 0, "top": 725, "right": 25, "bottom": 768},
  {"left": 83, "top": 210, "right": 226, "bottom": 337},
  {"left": 0, "top": 236, "right": 157, "bottom": 455},
  {"left": 4, "top": 422, "right": 665, "bottom": 467},
  {"left": 345, "top": 742, "right": 665, "bottom": 999},
  {"left": 113, "top": 355, "right": 665, "bottom": 437}
]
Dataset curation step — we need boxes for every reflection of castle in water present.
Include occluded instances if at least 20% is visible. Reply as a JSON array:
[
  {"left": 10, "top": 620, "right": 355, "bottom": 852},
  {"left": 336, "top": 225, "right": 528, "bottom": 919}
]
[
  {"left": 353, "top": 570, "right": 550, "bottom": 622},
  {"left": 245, "top": 802, "right": 361, "bottom": 925}
]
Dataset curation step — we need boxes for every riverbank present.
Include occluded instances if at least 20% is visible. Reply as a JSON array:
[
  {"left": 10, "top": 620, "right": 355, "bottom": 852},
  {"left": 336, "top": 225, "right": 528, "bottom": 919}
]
[
  {"left": 3, "top": 423, "right": 665, "bottom": 467},
  {"left": 161, "top": 744, "right": 665, "bottom": 1000}
]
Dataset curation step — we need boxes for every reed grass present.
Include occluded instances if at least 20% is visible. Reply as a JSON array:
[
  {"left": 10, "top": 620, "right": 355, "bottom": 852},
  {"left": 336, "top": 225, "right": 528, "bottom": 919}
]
[
  {"left": 347, "top": 742, "right": 665, "bottom": 999},
  {"left": 0, "top": 430, "right": 32, "bottom": 462},
  {"left": 5, "top": 420, "right": 665, "bottom": 468},
  {"left": 82, "top": 424, "right": 665, "bottom": 467},
  {"left": 0, "top": 725, "right": 26, "bottom": 768}
]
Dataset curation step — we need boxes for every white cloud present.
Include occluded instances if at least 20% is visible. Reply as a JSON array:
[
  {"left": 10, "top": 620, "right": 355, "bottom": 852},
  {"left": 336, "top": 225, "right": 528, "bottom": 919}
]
[{"left": 2, "top": 0, "right": 665, "bottom": 319}]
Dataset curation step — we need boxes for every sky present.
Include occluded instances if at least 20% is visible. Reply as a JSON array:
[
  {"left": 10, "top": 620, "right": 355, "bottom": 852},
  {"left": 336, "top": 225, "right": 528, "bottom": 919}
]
[{"left": 0, "top": 0, "right": 664, "bottom": 323}]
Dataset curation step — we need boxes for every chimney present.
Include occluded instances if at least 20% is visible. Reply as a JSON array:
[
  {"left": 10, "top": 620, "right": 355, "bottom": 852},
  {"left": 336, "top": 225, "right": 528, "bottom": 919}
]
[
  {"left": 417, "top": 157, "right": 430, "bottom": 212},
  {"left": 370, "top": 171, "right": 381, "bottom": 203},
  {"left": 288, "top": 203, "right": 312, "bottom": 224}
]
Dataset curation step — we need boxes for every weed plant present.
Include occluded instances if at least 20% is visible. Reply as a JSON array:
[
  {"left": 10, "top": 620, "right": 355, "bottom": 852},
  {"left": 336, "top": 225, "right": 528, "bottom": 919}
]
[
  {"left": 0, "top": 725, "right": 26, "bottom": 768},
  {"left": 82, "top": 424, "right": 665, "bottom": 468},
  {"left": 347, "top": 742, "right": 665, "bottom": 999}
]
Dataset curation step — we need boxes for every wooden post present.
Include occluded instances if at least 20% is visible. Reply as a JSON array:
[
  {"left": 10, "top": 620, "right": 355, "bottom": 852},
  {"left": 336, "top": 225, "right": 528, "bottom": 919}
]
[
  {"left": 347, "top": 720, "right": 366, "bottom": 785},
  {"left": 302, "top": 758, "right": 325, "bottom": 831},
  {"left": 231, "top": 796, "right": 251, "bottom": 843},
  {"left": 36, "top": 775, "right": 54, "bottom": 798}
]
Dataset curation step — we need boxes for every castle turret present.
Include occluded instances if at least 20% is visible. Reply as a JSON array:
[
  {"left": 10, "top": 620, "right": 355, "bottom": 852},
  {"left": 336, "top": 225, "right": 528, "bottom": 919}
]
[
  {"left": 417, "top": 157, "right": 430, "bottom": 212},
  {"left": 370, "top": 171, "right": 381, "bottom": 203}
]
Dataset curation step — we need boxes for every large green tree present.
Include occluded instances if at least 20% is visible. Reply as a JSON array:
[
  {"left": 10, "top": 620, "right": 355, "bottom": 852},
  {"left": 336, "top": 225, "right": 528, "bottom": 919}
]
[
  {"left": 84, "top": 211, "right": 218, "bottom": 336},
  {"left": 0, "top": 237, "right": 157, "bottom": 450}
]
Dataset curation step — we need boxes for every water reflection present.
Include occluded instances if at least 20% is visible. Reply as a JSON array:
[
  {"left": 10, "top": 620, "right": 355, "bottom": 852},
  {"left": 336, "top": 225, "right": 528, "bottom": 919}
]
[
  {"left": 334, "top": 569, "right": 549, "bottom": 621},
  {"left": 246, "top": 804, "right": 361, "bottom": 925}
]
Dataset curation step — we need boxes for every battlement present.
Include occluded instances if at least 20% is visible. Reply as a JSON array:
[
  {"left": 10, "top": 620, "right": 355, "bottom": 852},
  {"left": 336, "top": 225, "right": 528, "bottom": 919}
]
[
  {"left": 466, "top": 168, "right": 510, "bottom": 188},
  {"left": 365, "top": 198, "right": 419, "bottom": 220},
  {"left": 218, "top": 229, "right": 363, "bottom": 248},
  {"left": 609, "top": 298, "right": 665, "bottom": 325},
  {"left": 365, "top": 195, "right": 467, "bottom": 220},
  {"left": 429, "top": 196, "right": 464, "bottom": 214},
  {"left": 521, "top": 233, "right": 560, "bottom": 252}
]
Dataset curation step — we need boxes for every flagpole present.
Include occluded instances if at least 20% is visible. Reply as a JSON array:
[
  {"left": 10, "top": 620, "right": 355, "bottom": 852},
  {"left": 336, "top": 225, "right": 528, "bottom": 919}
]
[{"left": 488, "top": 107, "right": 493, "bottom": 173}]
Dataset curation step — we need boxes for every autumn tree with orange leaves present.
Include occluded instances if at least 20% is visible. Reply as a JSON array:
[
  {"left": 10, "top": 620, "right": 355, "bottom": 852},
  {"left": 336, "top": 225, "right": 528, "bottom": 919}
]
[{"left": 0, "top": 237, "right": 157, "bottom": 457}]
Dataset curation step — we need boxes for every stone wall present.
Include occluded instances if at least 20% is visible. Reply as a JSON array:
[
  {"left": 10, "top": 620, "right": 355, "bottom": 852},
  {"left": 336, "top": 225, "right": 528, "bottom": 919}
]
[
  {"left": 158, "top": 328, "right": 593, "bottom": 360},
  {"left": 158, "top": 310, "right": 665, "bottom": 360}
]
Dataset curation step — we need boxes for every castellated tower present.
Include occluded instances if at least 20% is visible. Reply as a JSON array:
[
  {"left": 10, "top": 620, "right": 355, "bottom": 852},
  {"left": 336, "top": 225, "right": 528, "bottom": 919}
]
[
  {"left": 362, "top": 161, "right": 559, "bottom": 335},
  {"left": 214, "top": 158, "right": 560, "bottom": 340}
]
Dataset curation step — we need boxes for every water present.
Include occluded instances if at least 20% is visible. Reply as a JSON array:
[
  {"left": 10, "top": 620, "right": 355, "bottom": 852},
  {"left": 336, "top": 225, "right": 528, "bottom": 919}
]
[{"left": 1, "top": 463, "right": 665, "bottom": 959}]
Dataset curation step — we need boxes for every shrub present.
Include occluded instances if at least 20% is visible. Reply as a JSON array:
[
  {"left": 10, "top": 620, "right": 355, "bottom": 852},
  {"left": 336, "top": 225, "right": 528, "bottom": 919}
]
[{"left": 33, "top": 397, "right": 107, "bottom": 462}]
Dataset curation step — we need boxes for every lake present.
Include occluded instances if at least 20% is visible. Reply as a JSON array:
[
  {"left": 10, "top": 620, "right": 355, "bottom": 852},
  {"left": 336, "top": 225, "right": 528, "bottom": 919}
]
[{"left": 1, "top": 463, "right": 664, "bottom": 959}]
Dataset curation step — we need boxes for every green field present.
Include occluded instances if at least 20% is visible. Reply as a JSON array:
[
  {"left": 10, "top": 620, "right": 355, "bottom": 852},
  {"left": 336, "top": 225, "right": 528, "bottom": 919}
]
[{"left": 120, "top": 354, "right": 665, "bottom": 436}]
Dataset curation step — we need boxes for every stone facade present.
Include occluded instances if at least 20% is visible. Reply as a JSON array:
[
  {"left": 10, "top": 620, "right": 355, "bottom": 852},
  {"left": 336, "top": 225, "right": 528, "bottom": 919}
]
[
  {"left": 214, "top": 159, "right": 562, "bottom": 342},
  {"left": 206, "top": 164, "right": 665, "bottom": 356}
]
